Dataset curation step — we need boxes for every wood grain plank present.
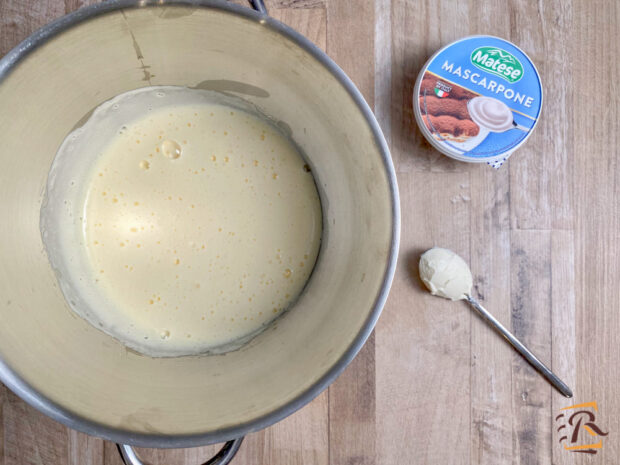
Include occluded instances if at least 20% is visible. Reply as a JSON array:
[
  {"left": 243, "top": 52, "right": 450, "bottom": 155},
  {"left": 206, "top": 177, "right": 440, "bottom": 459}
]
[
  {"left": 63, "top": 0, "right": 100, "bottom": 15},
  {"left": 573, "top": 98, "right": 620, "bottom": 464},
  {"left": 3, "top": 389, "right": 69, "bottom": 465},
  {"left": 326, "top": 0, "right": 374, "bottom": 103},
  {"left": 465, "top": 5, "right": 516, "bottom": 465},
  {"left": 102, "top": 441, "right": 123, "bottom": 465},
  {"left": 0, "top": 0, "right": 65, "bottom": 56},
  {"left": 270, "top": 6, "right": 326, "bottom": 51},
  {"left": 508, "top": 0, "right": 574, "bottom": 231},
  {"left": 130, "top": 395, "right": 325, "bottom": 465},
  {"left": 376, "top": 171, "right": 471, "bottom": 465},
  {"left": 550, "top": 230, "right": 577, "bottom": 465},
  {"left": 571, "top": 2, "right": 620, "bottom": 463},
  {"left": 389, "top": 0, "right": 470, "bottom": 173},
  {"left": 67, "top": 430, "right": 103, "bottom": 465},
  {"left": 328, "top": 339, "right": 376, "bottom": 465},
  {"left": 571, "top": 0, "right": 620, "bottom": 101},
  {"left": 374, "top": 0, "right": 391, "bottom": 145},
  {"left": 228, "top": 431, "right": 266, "bottom": 465},
  {"left": 233, "top": 0, "right": 325, "bottom": 12},
  {"left": 0, "top": 385, "right": 9, "bottom": 465},
  {"left": 271, "top": 0, "right": 324, "bottom": 8},
  {"left": 509, "top": 231, "right": 553, "bottom": 465},
  {"left": 572, "top": 3, "right": 620, "bottom": 455},
  {"left": 468, "top": 167, "right": 513, "bottom": 465},
  {"left": 325, "top": 1, "right": 378, "bottom": 464},
  {"left": 264, "top": 391, "right": 328, "bottom": 465}
]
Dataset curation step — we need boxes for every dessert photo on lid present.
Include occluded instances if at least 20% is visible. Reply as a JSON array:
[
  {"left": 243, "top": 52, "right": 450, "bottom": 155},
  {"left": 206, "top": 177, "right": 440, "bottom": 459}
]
[
  {"left": 418, "top": 71, "right": 531, "bottom": 155},
  {"left": 418, "top": 73, "right": 480, "bottom": 144}
]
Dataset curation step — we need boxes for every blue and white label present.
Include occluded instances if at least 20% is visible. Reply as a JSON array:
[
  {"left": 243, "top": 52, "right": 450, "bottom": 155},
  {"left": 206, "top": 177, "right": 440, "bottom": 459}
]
[{"left": 416, "top": 36, "right": 542, "bottom": 164}]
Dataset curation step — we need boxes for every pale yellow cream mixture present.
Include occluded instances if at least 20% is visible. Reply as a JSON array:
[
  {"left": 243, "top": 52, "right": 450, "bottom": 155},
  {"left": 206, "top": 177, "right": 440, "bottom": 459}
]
[{"left": 76, "top": 95, "right": 321, "bottom": 355}]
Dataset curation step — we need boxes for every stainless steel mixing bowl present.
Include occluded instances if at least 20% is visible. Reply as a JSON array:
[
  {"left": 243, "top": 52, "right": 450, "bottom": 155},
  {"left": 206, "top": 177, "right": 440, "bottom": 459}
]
[{"left": 0, "top": 1, "right": 399, "bottom": 463}]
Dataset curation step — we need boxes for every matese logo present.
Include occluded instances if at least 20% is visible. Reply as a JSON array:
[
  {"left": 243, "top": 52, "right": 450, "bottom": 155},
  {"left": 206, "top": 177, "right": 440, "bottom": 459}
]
[{"left": 470, "top": 46, "right": 524, "bottom": 83}]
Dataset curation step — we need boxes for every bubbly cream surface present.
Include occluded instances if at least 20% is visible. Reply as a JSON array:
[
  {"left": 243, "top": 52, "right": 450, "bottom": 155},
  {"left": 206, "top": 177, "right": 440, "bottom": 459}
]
[{"left": 50, "top": 88, "right": 322, "bottom": 356}]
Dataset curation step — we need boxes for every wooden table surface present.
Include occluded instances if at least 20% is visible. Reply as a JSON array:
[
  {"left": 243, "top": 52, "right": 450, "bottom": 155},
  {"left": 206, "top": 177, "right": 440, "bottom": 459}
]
[{"left": 1, "top": 0, "right": 619, "bottom": 464}]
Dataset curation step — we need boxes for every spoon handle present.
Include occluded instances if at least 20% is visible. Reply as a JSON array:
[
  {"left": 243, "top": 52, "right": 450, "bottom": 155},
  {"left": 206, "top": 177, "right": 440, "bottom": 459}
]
[{"left": 465, "top": 295, "right": 573, "bottom": 398}]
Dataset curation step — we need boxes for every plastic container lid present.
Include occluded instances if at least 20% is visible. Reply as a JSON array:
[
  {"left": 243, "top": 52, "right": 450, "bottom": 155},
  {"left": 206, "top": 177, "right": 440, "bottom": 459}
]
[{"left": 413, "top": 35, "right": 543, "bottom": 168}]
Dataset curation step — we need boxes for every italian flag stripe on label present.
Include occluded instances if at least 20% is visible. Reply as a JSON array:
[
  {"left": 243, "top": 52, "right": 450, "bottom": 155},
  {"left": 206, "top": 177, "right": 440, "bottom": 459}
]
[{"left": 434, "top": 88, "right": 448, "bottom": 98}]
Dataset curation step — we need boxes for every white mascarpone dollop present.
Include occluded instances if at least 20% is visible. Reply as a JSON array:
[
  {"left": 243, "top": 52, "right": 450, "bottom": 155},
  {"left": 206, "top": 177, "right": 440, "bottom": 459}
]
[
  {"left": 467, "top": 96, "right": 514, "bottom": 132},
  {"left": 419, "top": 247, "right": 472, "bottom": 301}
]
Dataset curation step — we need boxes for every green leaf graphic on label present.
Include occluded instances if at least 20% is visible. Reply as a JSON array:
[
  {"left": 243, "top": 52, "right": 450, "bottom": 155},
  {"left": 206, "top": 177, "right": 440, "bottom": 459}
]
[{"left": 470, "top": 46, "right": 524, "bottom": 83}]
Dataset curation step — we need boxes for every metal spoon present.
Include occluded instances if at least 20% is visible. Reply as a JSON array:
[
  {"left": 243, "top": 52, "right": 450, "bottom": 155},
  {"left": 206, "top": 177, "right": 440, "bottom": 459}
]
[
  {"left": 464, "top": 294, "right": 572, "bottom": 397},
  {"left": 419, "top": 247, "right": 573, "bottom": 398}
]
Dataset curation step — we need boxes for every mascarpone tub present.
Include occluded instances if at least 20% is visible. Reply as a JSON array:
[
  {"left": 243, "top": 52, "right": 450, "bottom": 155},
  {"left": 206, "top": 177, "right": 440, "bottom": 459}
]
[{"left": 413, "top": 35, "right": 543, "bottom": 168}]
